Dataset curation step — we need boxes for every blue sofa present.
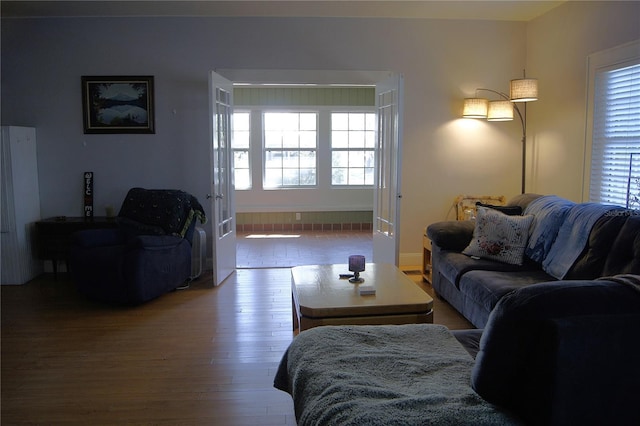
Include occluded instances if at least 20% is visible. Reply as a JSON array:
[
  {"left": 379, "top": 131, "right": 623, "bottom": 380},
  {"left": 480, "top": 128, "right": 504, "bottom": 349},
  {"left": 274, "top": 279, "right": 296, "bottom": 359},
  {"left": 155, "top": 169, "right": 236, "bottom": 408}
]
[
  {"left": 465, "top": 277, "right": 640, "bottom": 425},
  {"left": 69, "top": 188, "right": 206, "bottom": 304},
  {"left": 427, "top": 194, "right": 640, "bottom": 328},
  {"left": 274, "top": 194, "right": 640, "bottom": 425}
]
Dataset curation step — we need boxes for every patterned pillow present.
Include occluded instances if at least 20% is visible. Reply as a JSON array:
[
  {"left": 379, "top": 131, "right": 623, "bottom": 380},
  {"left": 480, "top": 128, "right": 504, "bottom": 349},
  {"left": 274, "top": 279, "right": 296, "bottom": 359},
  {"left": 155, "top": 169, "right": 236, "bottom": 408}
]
[{"left": 463, "top": 207, "right": 535, "bottom": 265}]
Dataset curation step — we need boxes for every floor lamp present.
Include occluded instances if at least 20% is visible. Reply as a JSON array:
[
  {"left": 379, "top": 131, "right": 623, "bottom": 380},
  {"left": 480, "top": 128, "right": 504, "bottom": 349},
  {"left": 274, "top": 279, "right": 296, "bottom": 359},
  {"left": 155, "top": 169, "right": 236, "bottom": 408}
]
[{"left": 462, "top": 76, "right": 538, "bottom": 194}]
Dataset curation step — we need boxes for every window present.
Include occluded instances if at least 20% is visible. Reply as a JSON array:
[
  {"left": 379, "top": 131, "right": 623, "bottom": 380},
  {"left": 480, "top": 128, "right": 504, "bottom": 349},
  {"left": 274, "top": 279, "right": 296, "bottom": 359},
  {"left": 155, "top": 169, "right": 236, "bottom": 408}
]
[
  {"left": 263, "top": 112, "right": 317, "bottom": 188},
  {"left": 331, "top": 112, "right": 376, "bottom": 186},
  {"left": 588, "top": 48, "right": 640, "bottom": 208},
  {"left": 232, "top": 112, "right": 251, "bottom": 190}
]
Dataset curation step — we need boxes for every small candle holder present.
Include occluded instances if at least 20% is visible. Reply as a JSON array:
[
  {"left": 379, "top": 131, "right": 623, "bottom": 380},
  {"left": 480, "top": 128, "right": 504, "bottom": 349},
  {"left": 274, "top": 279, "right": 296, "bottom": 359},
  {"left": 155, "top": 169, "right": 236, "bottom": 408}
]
[{"left": 348, "top": 255, "right": 365, "bottom": 283}]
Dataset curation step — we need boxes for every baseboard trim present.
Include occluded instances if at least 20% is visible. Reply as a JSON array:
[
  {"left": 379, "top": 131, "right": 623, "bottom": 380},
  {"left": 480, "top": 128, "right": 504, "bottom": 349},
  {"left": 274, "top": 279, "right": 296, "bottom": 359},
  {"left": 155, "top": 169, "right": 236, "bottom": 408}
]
[
  {"left": 399, "top": 252, "right": 422, "bottom": 268},
  {"left": 237, "top": 223, "right": 372, "bottom": 232}
]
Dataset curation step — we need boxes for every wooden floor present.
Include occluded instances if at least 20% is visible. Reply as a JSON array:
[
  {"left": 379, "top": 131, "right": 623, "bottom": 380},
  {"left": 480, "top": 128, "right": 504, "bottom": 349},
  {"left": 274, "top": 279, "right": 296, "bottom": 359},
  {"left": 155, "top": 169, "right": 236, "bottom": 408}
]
[
  {"left": 1, "top": 268, "right": 472, "bottom": 425},
  {"left": 236, "top": 231, "right": 373, "bottom": 268}
]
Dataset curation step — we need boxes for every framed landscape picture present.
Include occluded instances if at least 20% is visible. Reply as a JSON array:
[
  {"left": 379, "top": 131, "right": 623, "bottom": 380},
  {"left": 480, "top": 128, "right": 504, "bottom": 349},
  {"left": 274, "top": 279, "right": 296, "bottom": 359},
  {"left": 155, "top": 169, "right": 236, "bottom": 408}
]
[{"left": 81, "top": 76, "right": 155, "bottom": 134}]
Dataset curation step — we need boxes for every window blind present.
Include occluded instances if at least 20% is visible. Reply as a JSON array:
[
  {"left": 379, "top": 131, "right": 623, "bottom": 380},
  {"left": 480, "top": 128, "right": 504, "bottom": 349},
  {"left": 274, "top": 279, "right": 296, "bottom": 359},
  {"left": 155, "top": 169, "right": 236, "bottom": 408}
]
[{"left": 590, "top": 62, "right": 640, "bottom": 208}]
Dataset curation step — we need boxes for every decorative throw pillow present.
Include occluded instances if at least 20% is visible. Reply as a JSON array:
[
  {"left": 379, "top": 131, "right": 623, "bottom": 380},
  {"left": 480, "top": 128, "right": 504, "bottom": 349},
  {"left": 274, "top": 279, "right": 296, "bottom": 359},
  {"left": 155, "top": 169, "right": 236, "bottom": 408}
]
[
  {"left": 463, "top": 207, "right": 534, "bottom": 265},
  {"left": 476, "top": 201, "right": 523, "bottom": 216}
]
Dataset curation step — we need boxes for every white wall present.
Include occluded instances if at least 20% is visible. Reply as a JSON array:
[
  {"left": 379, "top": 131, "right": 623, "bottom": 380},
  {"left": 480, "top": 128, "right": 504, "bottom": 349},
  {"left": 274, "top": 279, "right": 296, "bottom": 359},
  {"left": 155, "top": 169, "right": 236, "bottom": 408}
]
[
  {"left": 6, "top": 5, "right": 637, "bottom": 264},
  {"left": 1, "top": 16, "right": 528, "bottom": 263},
  {"left": 525, "top": 1, "right": 640, "bottom": 201}
]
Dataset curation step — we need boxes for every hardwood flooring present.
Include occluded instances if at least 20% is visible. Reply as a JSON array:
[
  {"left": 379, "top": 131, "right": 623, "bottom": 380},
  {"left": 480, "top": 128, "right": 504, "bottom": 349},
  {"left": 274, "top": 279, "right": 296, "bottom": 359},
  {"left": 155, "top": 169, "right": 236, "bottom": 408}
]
[
  {"left": 1, "top": 267, "right": 472, "bottom": 425},
  {"left": 236, "top": 231, "right": 373, "bottom": 268}
]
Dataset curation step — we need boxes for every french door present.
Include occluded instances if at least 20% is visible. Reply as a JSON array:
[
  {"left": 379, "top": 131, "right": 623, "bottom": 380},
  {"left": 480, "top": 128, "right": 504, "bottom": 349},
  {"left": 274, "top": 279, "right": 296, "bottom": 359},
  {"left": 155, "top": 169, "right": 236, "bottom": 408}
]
[
  {"left": 372, "top": 73, "right": 404, "bottom": 265},
  {"left": 209, "top": 71, "right": 236, "bottom": 285}
]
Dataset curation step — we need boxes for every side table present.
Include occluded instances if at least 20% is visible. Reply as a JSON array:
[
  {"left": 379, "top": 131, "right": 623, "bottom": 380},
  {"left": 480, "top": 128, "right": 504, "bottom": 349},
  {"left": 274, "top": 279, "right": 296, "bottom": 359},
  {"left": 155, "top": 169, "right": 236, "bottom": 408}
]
[
  {"left": 35, "top": 216, "right": 118, "bottom": 278},
  {"left": 422, "top": 234, "right": 432, "bottom": 283}
]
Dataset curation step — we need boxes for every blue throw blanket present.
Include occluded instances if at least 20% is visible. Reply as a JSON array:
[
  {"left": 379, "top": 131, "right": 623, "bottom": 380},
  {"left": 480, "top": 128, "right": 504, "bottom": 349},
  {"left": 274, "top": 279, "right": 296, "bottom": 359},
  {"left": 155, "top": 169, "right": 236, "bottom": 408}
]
[
  {"left": 543, "top": 203, "right": 622, "bottom": 279},
  {"left": 524, "top": 195, "right": 575, "bottom": 263}
]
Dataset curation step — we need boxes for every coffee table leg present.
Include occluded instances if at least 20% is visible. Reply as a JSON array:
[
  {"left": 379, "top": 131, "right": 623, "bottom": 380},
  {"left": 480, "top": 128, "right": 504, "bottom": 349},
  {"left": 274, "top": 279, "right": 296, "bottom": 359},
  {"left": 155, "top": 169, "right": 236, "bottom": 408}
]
[{"left": 292, "top": 294, "right": 299, "bottom": 332}]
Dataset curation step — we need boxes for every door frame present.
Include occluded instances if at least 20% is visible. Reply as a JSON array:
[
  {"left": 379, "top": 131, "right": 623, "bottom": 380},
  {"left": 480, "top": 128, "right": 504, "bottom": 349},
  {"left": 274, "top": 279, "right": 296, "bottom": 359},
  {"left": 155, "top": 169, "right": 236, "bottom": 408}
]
[{"left": 215, "top": 69, "right": 403, "bottom": 264}]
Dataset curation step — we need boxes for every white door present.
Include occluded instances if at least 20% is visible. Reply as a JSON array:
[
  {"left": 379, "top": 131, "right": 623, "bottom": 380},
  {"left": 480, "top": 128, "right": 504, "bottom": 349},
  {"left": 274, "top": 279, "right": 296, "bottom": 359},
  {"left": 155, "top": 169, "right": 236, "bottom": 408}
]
[
  {"left": 209, "top": 71, "right": 236, "bottom": 285},
  {"left": 373, "top": 73, "right": 404, "bottom": 265}
]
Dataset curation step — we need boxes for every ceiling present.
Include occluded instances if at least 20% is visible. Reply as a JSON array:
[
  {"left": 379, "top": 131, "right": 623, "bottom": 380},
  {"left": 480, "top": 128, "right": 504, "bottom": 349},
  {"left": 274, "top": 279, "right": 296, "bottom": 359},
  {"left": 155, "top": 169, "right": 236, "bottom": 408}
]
[{"left": 2, "top": 0, "right": 566, "bottom": 21}]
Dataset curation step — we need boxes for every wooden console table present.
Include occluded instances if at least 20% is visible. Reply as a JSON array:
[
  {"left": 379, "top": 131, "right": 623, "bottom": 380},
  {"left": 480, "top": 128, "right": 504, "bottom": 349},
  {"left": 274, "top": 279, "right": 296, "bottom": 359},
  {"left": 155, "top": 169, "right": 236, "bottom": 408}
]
[{"left": 35, "top": 216, "right": 118, "bottom": 277}]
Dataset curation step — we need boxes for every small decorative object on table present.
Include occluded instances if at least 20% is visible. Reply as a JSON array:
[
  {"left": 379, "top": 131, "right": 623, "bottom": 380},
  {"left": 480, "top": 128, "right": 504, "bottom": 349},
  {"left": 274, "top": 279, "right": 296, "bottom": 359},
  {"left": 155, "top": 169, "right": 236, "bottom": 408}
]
[
  {"left": 358, "top": 285, "right": 376, "bottom": 295},
  {"left": 83, "top": 172, "right": 94, "bottom": 218},
  {"left": 348, "top": 255, "right": 366, "bottom": 283}
]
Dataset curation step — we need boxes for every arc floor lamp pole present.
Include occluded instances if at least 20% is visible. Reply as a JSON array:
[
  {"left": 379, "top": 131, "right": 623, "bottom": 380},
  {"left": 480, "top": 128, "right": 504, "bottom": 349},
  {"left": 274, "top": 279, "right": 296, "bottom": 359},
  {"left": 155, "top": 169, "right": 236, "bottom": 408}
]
[{"left": 465, "top": 88, "right": 528, "bottom": 194}]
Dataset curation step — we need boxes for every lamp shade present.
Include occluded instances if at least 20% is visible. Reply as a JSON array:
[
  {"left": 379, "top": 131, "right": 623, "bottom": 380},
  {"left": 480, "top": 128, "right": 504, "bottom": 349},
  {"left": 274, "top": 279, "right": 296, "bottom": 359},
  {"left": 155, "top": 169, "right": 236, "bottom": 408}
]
[
  {"left": 462, "top": 98, "right": 488, "bottom": 118},
  {"left": 510, "top": 78, "right": 538, "bottom": 102},
  {"left": 487, "top": 100, "right": 513, "bottom": 121}
]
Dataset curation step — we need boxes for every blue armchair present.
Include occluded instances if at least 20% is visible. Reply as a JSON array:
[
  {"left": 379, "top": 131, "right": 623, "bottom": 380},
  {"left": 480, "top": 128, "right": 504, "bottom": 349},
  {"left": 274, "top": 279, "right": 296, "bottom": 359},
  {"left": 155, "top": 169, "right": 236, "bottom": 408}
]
[{"left": 69, "top": 188, "right": 206, "bottom": 304}]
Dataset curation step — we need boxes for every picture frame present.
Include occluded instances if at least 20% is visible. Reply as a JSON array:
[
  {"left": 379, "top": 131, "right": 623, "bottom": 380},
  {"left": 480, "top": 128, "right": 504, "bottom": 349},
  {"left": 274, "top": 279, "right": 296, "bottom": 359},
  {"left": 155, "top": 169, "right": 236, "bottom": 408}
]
[{"left": 81, "top": 75, "right": 155, "bottom": 134}]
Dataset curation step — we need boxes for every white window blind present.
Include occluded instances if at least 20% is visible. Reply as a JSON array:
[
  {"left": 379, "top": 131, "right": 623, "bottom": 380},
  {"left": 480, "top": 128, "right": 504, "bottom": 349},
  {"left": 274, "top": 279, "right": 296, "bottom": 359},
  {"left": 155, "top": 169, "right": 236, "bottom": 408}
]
[{"left": 589, "top": 61, "right": 640, "bottom": 208}]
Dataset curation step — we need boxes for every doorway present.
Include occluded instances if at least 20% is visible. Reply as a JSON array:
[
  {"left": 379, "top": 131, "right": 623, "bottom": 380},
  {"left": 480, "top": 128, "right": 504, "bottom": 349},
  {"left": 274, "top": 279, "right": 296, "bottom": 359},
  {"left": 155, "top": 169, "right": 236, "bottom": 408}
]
[{"left": 211, "top": 69, "right": 402, "bottom": 274}]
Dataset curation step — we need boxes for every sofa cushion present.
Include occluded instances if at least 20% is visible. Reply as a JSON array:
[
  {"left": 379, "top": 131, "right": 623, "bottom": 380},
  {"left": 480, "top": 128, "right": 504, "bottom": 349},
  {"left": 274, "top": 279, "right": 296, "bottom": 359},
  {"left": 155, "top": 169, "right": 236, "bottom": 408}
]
[
  {"left": 458, "top": 269, "right": 555, "bottom": 317},
  {"left": 603, "top": 213, "right": 640, "bottom": 275},
  {"left": 437, "top": 251, "right": 531, "bottom": 289},
  {"left": 462, "top": 207, "right": 534, "bottom": 265},
  {"left": 565, "top": 213, "right": 628, "bottom": 279}
]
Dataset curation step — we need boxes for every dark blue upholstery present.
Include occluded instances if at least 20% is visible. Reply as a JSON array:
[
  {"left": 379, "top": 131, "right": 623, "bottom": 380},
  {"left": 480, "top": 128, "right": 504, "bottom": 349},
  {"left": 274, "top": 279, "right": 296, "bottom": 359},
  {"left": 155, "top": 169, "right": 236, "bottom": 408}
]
[
  {"left": 603, "top": 214, "right": 640, "bottom": 275},
  {"left": 272, "top": 279, "right": 640, "bottom": 424},
  {"left": 69, "top": 188, "right": 205, "bottom": 304},
  {"left": 471, "top": 280, "right": 640, "bottom": 425},
  {"left": 427, "top": 194, "right": 640, "bottom": 328}
]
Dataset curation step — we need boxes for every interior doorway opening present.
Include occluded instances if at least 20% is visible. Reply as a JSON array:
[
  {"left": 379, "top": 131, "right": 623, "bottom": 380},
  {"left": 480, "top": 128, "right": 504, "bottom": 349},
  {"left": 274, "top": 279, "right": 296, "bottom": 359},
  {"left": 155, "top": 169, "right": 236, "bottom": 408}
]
[
  {"left": 220, "top": 70, "right": 392, "bottom": 269},
  {"left": 211, "top": 69, "right": 401, "bottom": 272}
]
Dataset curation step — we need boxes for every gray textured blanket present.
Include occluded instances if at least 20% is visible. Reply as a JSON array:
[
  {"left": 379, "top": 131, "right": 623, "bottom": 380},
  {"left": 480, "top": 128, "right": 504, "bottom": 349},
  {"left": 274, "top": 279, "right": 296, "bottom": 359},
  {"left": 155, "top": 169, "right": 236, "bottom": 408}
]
[{"left": 274, "top": 324, "right": 521, "bottom": 425}]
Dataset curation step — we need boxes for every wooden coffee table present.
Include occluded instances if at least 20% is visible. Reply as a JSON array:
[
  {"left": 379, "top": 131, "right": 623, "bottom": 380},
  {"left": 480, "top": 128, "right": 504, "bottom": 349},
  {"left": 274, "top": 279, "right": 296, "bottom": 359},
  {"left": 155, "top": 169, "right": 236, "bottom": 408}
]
[{"left": 291, "top": 263, "right": 433, "bottom": 332}]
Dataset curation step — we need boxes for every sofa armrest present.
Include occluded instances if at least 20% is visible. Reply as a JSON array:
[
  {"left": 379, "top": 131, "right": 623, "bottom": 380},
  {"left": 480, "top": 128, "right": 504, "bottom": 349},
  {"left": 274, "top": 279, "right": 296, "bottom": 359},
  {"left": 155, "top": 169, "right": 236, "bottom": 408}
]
[
  {"left": 471, "top": 280, "right": 640, "bottom": 425},
  {"left": 536, "top": 313, "right": 640, "bottom": 425},
  {"left": 427, "top": 220, "right": 475, "bottom": 252}
]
